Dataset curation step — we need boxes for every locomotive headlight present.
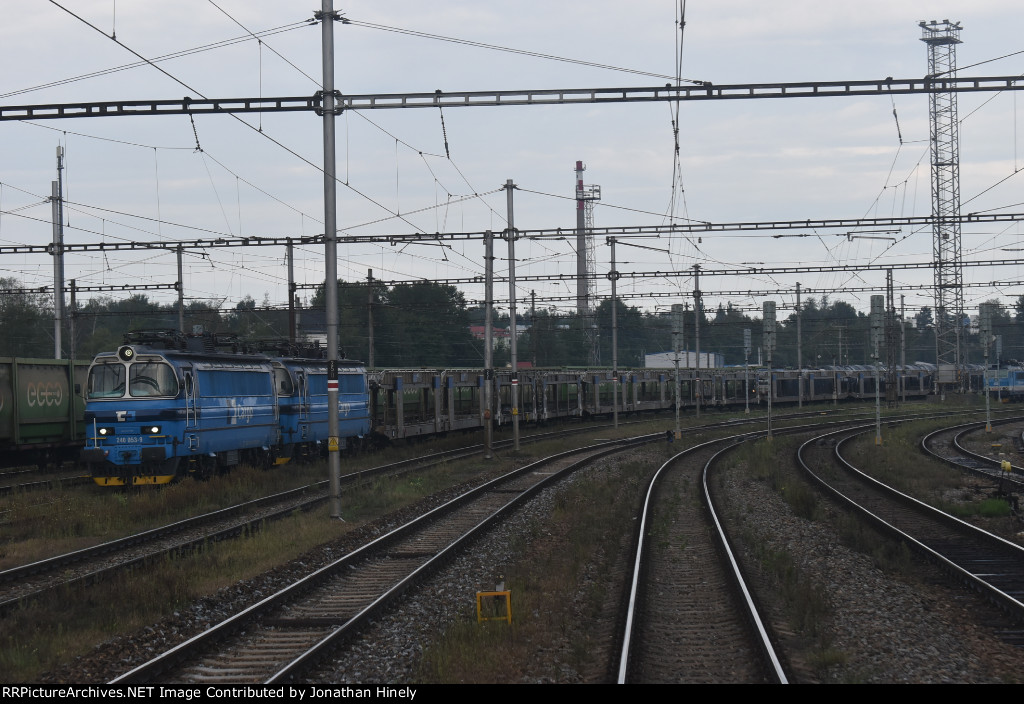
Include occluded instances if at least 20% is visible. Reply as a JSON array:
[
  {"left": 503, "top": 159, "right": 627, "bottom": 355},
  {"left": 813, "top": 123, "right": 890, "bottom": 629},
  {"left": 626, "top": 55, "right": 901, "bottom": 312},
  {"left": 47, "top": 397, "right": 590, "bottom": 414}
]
[
  {"left": 97, "top": 427, "right": 115, "bottom": 436},
  {"left": 144, "top": 425, "right": 161, "bottom": 435}
]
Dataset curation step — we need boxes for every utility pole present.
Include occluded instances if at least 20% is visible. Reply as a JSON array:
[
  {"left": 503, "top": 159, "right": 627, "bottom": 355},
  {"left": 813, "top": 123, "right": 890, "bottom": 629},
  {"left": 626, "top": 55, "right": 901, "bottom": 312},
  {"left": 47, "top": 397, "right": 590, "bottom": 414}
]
[
  {"left": 672, "top": 303, "right": 684, "bottom": 439},
  {"left": 505, "top": 180, "right": 520, "bottom": 450},
  {"left": 367, "top": 269, "right": 375, "bottom": 368},
  {"left": 693, "top": 264, "right": 701, "bottom": 418},
  {"left": 608, "top": 237, "right": 620, "bottom": 429},
  {"left": 530, "top": 289, "right": 537, "bottom": 367},
  {"left": 177, "top": 244, "right": 185, "bottom": 335},
  {"left": 885, "top": 269, "right": 898, "bottom": 406},
  {"left": 871, "top": 294, "right": 884, "bottom": 445},
  {"left": 51, "top": 146, "right": 65, "bottom": 359},
  {"left": 900, "top": 294, "right": 907, "bottom": 404},
  {"left": 980, "top": 302, "right": 994, "bottom": 432},
  {"left": 484, "top": 230, "right": 494, "bottom": 459},
  {"left": 763, "top": 301, "right": 776, "bottom": 438},
  {"left": 744, "top": 328, "right": 751, "bottom": 415},
  {"left": 287, "top": 238, "right": 296, "bottom": 343},
  {"left": 69, "top": 279, "right": 76, "bottom": 361},
  {"left": 796, "top": 282, "right": 802, "bottom": 408},
  {"left": 318, "top": 0, "right": 344, "bottom": 519}
]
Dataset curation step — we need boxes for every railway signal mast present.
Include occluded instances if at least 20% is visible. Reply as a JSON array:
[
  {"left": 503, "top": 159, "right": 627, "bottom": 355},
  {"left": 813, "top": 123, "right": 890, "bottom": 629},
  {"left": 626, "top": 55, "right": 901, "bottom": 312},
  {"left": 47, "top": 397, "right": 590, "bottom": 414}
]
[
  {"left": 886, "top": 269, "right": 899, "bottom": 406},
  {"left": 744, "top": 328, "right": 751, "bottom": 415},
  {"left": 921, "top": 19, "right": 964, "bottom": 394},
  {"left": 871, "top": 295, "right": 884, "bottom": 445},
  {"left": 980, "top": 302, "right": 994, "bottom": 432},
  {"left": 672, "top": 304, "right": 684, "bottom": 438},
  {"left": 763, "top": 302, "right": 776, "bottom": 439}
]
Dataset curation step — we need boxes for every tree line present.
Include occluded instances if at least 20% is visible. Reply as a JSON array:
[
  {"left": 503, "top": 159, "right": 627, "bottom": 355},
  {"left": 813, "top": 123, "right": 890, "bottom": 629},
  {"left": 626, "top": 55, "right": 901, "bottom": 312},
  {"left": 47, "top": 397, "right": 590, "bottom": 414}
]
[{"left": 4, "top": 274, "right": 1024, "bottom": 368}]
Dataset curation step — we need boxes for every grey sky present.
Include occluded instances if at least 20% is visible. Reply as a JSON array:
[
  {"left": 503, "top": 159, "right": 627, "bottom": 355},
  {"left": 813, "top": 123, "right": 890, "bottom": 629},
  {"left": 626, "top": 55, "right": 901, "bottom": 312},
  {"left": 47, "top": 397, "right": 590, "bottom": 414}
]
[{"left": 1, "top": 1, "right": 1022, "bottom": 322}]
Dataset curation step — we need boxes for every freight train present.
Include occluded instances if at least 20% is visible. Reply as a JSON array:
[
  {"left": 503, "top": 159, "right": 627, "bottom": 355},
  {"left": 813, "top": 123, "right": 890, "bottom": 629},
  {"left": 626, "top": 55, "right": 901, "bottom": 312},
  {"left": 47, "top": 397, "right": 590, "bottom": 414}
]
[
  {"left": 80, "top": 331, "right": 370, "bottom": 486},
  {"left": 0, "top": 357, "right": 88, "bottom": 469},
  {"left": 0, "top": 331, "right": 988, "bottom": 485}
]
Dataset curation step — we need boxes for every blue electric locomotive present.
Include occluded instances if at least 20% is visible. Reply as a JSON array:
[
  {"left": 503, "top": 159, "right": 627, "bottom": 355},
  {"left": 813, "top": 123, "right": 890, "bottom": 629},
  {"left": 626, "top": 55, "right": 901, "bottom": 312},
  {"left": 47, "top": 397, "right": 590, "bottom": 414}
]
[
  {"left": 271, "top": 356, "right": 370, "bottom": 464},
  {"left": 80, "top": 332, "right": 370, "bottom": 486}
]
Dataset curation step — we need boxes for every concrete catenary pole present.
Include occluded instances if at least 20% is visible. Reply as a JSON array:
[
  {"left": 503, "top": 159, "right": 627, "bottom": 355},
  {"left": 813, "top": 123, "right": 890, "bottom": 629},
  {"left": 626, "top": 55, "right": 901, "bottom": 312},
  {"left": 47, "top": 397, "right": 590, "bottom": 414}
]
[
  {"left": 484, "top": 230, "right": 494, "bottom": 459},
  {"left": 693, "top": 265, "right": 701, "bottom": 418},
  {"left": 287, "top": 239, "right": 296, "bottom": 343},
  {"left": 51, "top": 147, "right": 65, "bottom": 359},
  {"left": 505, "top": 181, "right": 520, "bottom": 450},
  {"left": 177, "top": 244, "right": 185, "bottom": 335},
  {"left": 318, "top": 0, "right": 343, "bottom": 519},
  {"left": 796, "top": 281, "right": 802, "bottom": 408},
  {"left": 610, "top": 237, "right": 619, "bottom": 429},
  {"left": 69, "top": 279, "right": 76, "bottom": 361},
  {"left": 672, "top": 303, "right": 684, "bottom": 438},
  {"left": 367, "top": 269, "right": 375, "bottom": 369}
]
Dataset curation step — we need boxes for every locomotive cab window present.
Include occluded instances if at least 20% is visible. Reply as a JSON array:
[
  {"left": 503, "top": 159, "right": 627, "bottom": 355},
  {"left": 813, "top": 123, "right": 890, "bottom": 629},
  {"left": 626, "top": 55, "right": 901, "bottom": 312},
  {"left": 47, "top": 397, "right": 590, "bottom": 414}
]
[
  {"left": 129, "top": 362, "right": 179, "bottom": 397},
  {"left": 87, "top": 362, "right": 126, "bottom": 399},
  {"left": 274, "top": 367, "right": 294, "bottom": 396}
]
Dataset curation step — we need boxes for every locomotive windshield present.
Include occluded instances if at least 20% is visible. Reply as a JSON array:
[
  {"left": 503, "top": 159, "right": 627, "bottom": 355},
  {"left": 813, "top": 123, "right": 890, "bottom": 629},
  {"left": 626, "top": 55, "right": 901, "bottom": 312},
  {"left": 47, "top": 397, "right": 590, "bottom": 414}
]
[
  {"left": 87, "top": 362, "right": 125, "bottom": 399},
  {"left": 129, "top": 362, "right": 179, "bottom": 397},
  {"left": 87, "top": 360, "right": 178, "bottom": 399}
]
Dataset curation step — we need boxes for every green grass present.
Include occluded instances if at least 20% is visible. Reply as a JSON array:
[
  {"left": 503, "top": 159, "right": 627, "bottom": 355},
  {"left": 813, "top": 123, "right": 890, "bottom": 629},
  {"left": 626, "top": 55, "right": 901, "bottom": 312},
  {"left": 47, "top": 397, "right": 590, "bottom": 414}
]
[
  {"left": 417, "top": 454, "right": 656, "bottom": 683},
  {"left": 0, "top": 506, "right": 346, "bottom": 682},
  {"left": 1, "top": 420, "right": 677, "bottom": 683}
]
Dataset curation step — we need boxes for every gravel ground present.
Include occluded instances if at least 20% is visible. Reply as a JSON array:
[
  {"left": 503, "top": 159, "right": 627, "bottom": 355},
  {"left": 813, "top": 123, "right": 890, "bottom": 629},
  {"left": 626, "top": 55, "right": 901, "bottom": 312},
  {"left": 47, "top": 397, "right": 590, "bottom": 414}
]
[
  {"left": 719, "top": 449, "right": 1024, "bottom": 683},
  {"left": 40, "top": 434, "right": 1024, "bottom": 684}
]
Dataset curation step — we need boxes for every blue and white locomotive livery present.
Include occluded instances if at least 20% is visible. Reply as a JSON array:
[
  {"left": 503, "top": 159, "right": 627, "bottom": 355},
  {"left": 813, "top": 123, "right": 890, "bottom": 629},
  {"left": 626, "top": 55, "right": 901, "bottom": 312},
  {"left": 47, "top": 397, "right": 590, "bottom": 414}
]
[
  {"left": 272, "top": 356, "right": 370, "bottom": 464},
  {"left": 80, "top": 333, "right": 370, "bottom": 486}
]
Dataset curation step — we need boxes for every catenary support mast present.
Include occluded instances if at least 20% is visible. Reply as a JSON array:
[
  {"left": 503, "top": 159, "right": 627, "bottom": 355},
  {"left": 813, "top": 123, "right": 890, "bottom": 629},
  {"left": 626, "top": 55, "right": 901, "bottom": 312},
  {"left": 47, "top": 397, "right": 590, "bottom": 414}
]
[
  {"left": 921, "top": 19, "right": 964, "bottom": 392},
  {"left": 318, "top": 0, "right": 343, "bottom": 519}
]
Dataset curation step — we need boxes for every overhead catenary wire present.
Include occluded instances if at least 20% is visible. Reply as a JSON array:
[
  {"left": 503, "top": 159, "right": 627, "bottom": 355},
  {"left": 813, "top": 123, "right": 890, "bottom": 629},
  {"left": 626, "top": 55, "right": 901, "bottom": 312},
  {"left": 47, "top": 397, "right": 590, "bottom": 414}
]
[
  {"left": 344, "top": 18, "right": 705, "bottom": 85},
  {"left": 19, "top": 5, "right": 1024, "bottom": 326}
]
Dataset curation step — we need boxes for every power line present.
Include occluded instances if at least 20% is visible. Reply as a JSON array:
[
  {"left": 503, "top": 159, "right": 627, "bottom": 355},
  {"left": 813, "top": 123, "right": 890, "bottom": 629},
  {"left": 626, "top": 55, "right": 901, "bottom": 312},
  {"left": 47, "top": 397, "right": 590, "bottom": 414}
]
[{"left": 345, "top": 19, "right": 700, "bottom": 84}]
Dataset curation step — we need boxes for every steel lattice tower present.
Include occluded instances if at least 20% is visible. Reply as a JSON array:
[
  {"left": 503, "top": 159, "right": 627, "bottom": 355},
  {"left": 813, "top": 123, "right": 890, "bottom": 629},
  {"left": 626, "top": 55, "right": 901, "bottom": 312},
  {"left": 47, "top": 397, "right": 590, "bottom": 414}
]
[
  {"left": 920, "top": 20, "right": 963, "bottom": 387},
  {"left": 575, "top": 160, "right": 601, "bottom": 364}
]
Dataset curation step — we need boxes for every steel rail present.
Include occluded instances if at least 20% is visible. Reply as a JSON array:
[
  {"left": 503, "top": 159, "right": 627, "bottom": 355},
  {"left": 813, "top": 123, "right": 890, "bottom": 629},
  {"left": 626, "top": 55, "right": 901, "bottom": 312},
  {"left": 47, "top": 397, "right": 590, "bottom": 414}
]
[
  {"left": 615, "top": 429, "right": 787, "bottom": 684},
  {"left": 920, "top": 417, "right": 1024, "bottom": 483},
  {"left": 266, "top": 437, "right": 652, "bottom": 683},
  {"left": 702, "top": 441, "right": 789, "bottom": 684},
  {"left": 798, "top": 426, "right": 1024, "bottom": 619},
  {"left": 110, "top": 433, "right": 657, "bottom": 683},
  {"left": 0, "top": 416, "right": 632, "bottom": 613},
  {"left": 614, "top": 411, "right": 970, "bottom": 683}
]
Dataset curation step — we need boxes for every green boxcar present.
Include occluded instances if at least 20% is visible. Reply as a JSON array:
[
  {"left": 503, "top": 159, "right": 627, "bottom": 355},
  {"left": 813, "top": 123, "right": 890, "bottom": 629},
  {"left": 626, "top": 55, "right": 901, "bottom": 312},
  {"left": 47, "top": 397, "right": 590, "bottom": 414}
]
[{"left": 0, "top": 358, "right": 88, "bottom": 467}]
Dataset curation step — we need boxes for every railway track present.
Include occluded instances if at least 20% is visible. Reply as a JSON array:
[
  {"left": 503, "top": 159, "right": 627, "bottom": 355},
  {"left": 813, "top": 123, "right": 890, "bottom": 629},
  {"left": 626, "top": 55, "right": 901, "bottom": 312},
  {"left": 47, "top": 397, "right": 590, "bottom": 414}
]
[
  {"left": 921, "top": 417, "right": 1024, "bottom": 489},
  {"left": 0, "top": 408, "right": 871, "bottom": 615},
  {"left": 0, "top": 421, "right": 609, "bottom": 614},
  {"left": 12, "top": 405, "right": 1011, "bottom": 683},
  {"left": 616, "top": 431, "right": 788, "bottom": 683},
  {"left": 0, "top": 467, "right": 89, "bottom": 495},
  {"left": 799, "top": 425, "right": 1024, "bottom": 628},
  {"left": 619, "top": 409, "right": 1024, "bottom": 683},
  {"left": 111, "top": 434, "right": 660, "bottom": 683}
]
